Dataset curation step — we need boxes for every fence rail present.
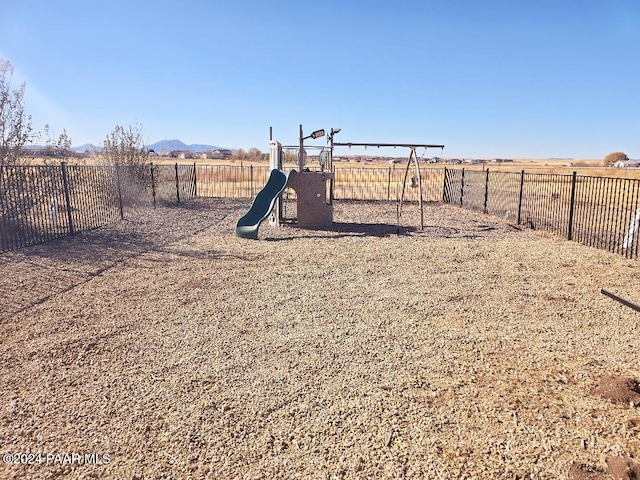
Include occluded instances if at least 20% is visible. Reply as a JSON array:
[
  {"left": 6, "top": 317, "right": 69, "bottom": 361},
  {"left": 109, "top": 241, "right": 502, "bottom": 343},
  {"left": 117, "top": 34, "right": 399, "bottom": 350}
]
[{"left": 1, "top": 163, "right": 639, "bottom": 258}]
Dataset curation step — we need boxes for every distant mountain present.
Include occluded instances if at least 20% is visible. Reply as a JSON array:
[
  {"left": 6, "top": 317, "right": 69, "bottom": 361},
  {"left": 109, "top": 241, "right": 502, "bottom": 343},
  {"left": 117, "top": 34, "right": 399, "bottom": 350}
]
[
  {"left": 72, "top": 143, "right": 101, "bottom": 152},
  {"left": 27, "top": 143, "right": 101, "bottom": 152},
  {"left": 147, "top": 139, "right": 225, "bottom": 153},
  {"left": 30, "top": 139, "right": 228, "bottom": 154}
]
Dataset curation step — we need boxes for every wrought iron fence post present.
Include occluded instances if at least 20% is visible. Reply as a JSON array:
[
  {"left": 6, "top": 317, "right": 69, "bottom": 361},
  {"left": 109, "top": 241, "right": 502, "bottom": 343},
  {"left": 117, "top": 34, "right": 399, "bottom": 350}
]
[
  {"left": 517, "top": 170, "right": 525, "bottom": 225},
  {"left": 60, "top": 162, "right": 75, "bottom": 235},
  {"left": 460, "top": 168, "right": 465, "bottom": 206},
  {"left": 483, "top": 168, "right": 489, "bottom": 214},
  {"left": 193, "top": 162, "right": 197, "bottom": 197},
  {"left": 442, "top": 167, "right": 448, "bottom": 203},
  {"left": 115, "top": 163, "right": 124, "bottom": 220},
  {"left": 250, "top": 165, "right": 254, "bottom": 198},
  {"left": 174, "top": 163, "right": 180, "bottom": 203},
  {"left": 150, "top": 162, "right": 157, "bottom": 208},
  {"left": 568, "top": 171, "right": 577, "bottom": 241}
]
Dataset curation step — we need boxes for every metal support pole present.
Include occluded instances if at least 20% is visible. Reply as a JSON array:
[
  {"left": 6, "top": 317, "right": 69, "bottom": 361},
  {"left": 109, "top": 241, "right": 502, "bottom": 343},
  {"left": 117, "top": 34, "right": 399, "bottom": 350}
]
[
  {"left": 150, "top": 162, "right": 156, "bottom": 208},
  {"left": 175, "top": 163, "right": 180, "bottom": 203},
  {"left": 601, "top": 289, "right": 640, "bottom": 312},
  {"left": 442, "top": 167, "right": 448, "bottom": 203},
  {"left": 517, "top": 170, "right": 525, "bottom": 225},
  {"left": 411, "top": 148, "right": 424, "bottom": 230},
  {"left": 193, "top": 162, "right": 197, "bottom": 197},
  {"left": 115, "top": 162, "right": 124, "bottom": 220},
  {"left": 329, "top": 129, "right": 334, "bottom": 202},
  {"left": 61, "top": 162, "right": 75, "bottom": 234},
  {"left": 460, "top": 168, "right": 465, "bottom": 207},
  {"left": 250, "top": 165, "right": 254, "bottom": 198},
  {"left": 298, "top": 124, "right": 304, "bottom": 172},
  {"left": 568, "top": 171, "right": 577, "bottom": 240},
  {"left": 483, "top": 168, "right": 489, "bottom": 214},
  {"left": 398, "top": 152, "right": 412, "bottom": 219}
]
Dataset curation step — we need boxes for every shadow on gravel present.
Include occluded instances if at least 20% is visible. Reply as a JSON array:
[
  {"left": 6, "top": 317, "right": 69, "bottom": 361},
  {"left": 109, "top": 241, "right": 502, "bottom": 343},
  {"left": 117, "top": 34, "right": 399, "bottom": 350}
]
[
  {"left": 264, "top": 222, "right": 417, "bottom": 241},
  {"left": 152, "top": 247, "right": 259, "bottom": 262},
  {"left": 10, "top": 198, "right": 240, "bottom": 265},
  {"left": 158, "top": 200, "right": 248, "bottom": 212},
  {"left": 15, "top": 228, "right": 162, "bottom": 266}
]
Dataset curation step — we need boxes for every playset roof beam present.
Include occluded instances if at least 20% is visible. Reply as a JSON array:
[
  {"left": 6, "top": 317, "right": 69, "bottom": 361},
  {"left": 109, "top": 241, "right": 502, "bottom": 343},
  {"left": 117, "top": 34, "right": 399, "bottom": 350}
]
[{"left": 332, "top": 142, "right": 444, "bottom": 149}]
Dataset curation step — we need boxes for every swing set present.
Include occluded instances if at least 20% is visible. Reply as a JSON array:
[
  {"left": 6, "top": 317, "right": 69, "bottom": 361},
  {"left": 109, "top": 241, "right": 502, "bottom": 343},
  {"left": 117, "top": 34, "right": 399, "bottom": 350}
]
[{"left": 332, "top": 142, "right": 445, "bottom": 230}]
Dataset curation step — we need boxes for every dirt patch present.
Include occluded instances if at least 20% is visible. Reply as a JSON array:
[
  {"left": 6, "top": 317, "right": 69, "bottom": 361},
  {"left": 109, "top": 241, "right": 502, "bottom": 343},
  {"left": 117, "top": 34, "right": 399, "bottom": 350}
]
[
  {"left": 607, "top": 456, "right": 640, "bottom": 480},
  {"left": 569, "top": 456, "right": 640, "bottom": 480},
  {"left": 568, "top": 462, "right": 608, "bottom": 480},
  {"left": 1, "top": 198, "right": 640, "bottom": 479},
  {"left": 594, "top": 376, "right": 640, "bottom": 406}
]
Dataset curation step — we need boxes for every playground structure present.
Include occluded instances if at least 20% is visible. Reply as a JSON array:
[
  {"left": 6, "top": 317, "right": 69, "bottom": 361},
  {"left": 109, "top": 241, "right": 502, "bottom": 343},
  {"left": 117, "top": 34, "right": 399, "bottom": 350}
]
[
  {"left": 235, "top": 125, "right": 444, "bottom": 238},
  {"left": 268, "top": 125, "right": 334, "bottom": 230}
]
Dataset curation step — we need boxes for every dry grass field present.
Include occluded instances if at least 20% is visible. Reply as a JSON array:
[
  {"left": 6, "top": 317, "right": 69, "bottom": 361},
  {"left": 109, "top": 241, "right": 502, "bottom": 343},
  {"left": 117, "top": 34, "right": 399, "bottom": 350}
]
[{"left": 1, "top": 198, "right": 639, "bottom": 479}]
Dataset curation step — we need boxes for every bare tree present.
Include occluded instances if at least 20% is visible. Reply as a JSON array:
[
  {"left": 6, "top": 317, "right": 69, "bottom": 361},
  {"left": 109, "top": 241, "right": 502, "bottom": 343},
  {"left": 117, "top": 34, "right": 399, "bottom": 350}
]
[
  {"left": 42, "top": 124, "right": 73, "bottom": 163},
  {"left": 102, "top": 124, "right": 149, "bottom": 177},
  {"left": 56, "top": 129, "right": 72, "bottom": 161},
  {"left": 231, "top": 148, "right": 247, "bottom": 161},
  {"left": 0, "top": 59, "right": 33, "bottom": 166},
  {"left": 247, "top": 147, "right": 263, "bottom": 162},
  {"left": 282, "top": 149, "right": 297, "bottom": 164},
  {"left": 100, "top": 124, "right": 151, "bottom": 207}
]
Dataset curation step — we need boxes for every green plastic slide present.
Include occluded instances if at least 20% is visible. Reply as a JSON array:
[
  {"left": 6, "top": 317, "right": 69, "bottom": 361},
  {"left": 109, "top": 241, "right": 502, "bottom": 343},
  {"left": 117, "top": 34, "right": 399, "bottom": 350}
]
[{"left": 235, "top": 169, "right": 292, "bottom": 239}]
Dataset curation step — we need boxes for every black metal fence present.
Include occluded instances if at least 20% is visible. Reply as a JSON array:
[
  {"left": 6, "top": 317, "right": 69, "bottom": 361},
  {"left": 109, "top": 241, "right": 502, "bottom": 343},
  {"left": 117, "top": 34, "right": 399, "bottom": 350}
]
[
  {"left": 442, "top": 167, "right": 640, "bottom": 259},
  {"left": 1, "top": 163, "right": 639, "bottom": 258},
  {"left": 1, "top": 162, "right": 195, "bottom": 253}
]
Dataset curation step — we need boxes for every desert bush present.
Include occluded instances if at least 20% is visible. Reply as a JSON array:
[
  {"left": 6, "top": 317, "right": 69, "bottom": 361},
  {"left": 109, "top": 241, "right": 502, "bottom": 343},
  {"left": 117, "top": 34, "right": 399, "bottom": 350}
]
[{"left": 100, "top": 124, "right": 152, "bottom": 208}]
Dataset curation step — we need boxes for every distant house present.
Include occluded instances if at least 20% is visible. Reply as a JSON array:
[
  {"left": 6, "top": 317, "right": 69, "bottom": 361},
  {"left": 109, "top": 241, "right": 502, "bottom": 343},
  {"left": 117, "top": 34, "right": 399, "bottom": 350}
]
[
  {"left": 612, "top": 160, "right": 640, "bottom": 168},
  {"left": 209, "top": 149, "right": 233, "bottom": 159},
  {"left": 169, "top": 150, "right": 192, "bottom": 159}
]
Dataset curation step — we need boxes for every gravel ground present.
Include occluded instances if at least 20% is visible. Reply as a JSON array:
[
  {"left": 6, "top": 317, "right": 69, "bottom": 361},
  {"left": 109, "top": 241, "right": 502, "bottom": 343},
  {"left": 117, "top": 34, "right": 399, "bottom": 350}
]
[{"left": 1, "top": 198, "right": 639, "bottom": 480}]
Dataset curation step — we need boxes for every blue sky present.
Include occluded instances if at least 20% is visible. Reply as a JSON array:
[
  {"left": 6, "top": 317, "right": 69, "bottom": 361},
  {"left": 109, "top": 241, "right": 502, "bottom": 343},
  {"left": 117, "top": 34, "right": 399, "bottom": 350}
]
[{"left": 1, "top": 0, "right": 639, "bottom": 159}]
